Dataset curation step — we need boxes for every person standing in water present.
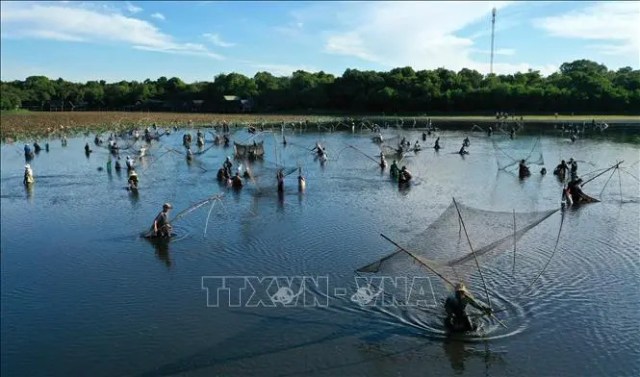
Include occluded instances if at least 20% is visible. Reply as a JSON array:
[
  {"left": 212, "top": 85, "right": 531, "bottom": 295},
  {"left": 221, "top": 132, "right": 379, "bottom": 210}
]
[
  {"left": 312, "top": 142, "right": 325, "bottom": 158},
  {"left": 380, "top": 154, "right": 387, "bottom": 169},
  {"left": 569, "top": 158, "right": 578, "bottom": 178},
  {"left": 398, "top": 166, "right": 412, "bottom": 183},
  {"left": 277, "top": 168, "right": 285, "bottom": 193},
  {"left": 128, "top": 170, "right": 139, "bottom": 190},
  {"left": 231, "top": 172, "right": 244, "bottom": 189},
  {"left": 298, "top": 167, "right": 306, "bottom": 192},
  {"left": 445, "top": 283, "right": 491, "bottom": 332},
  {"left": 390, "top": 160, "right": 400, "bottom": 178},
  {"left": 223, "top": 156, "right": 233, "bottom": 175},
  {"left": 126, "top": 155, "right": 135, "bottom": 171},
  {"left": 23, "top": 164, "right": 35, "bottom": 185},
  {"left": 151, "top": 203, "right": 173, "bottom": 238},
  {"left": 24, "top": 144, "right": 34, "bottom": 158},
  {"left": 518, "top": 159, "right": 531, "bottom": 178}
]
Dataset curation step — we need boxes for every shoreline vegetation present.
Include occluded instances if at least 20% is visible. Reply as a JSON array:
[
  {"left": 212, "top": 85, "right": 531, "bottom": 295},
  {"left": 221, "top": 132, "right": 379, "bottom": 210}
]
[
  {"left": 2, "top": 59, "right": 639, "bottom": 140},
  {"left": 1, "top": 110, "right": 639, "bottom": 141}
]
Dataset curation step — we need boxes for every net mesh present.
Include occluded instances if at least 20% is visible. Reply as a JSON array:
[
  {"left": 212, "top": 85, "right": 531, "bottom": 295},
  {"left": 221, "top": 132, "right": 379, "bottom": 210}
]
[
  {"left": 356, "top": 201, "right": 559, "bottom": 301},
  {"left": 492, "top": 137, "right": 545, "bottom": 173},
  {"left": 234, "top": 141, "right": 265, "bottom": 159}
]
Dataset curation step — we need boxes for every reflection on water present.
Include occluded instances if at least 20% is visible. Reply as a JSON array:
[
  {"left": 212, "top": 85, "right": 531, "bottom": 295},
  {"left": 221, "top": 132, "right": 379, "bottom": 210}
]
[
  {"left": 147, "top": 238, "right": 172, "bottom": 268},
  {"left": 443, "top": 338, "right": 467, "bottom": 373},
  {"left": 1, "top": 127, "right": 639, "bottom": 377},
  {"left": 24, "top": 183, "right": 34, "bottom": 202}
]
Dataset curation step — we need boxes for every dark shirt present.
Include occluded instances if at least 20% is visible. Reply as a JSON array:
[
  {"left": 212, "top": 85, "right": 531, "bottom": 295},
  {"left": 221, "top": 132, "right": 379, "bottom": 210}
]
[
  {"left": 154, "top": 211, "right": 169, "bottom": 228},
  {"left": 445, "top": 292, "right": 483, "bottom": 317}
]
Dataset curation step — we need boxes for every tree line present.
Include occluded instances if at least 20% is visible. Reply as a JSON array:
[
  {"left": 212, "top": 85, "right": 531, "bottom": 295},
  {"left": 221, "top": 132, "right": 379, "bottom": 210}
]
[{"left": 1, "top": 59, "right": 638, "bottom": 114}]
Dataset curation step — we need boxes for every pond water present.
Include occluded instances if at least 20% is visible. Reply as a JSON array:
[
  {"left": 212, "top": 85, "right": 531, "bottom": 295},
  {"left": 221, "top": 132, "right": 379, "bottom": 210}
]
[{"left": 1, "top": 125, "right": 639, "bottom": 376}]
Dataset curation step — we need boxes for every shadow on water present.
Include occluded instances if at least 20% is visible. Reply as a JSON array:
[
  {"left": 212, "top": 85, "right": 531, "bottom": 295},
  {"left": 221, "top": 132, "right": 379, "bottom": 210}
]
[
  {"left": 135, "top": 308, "right": 505, "bottom": 377},
  {"left": 277, "top": 190, "right": 285, "bottom": 212},
  {"left": 133, "top": 309, "right": 403, "bottom": 377},
  {"left": 442, "top": 338, "right": 507, "bottom": 375},
  {"left": 144, "top": 237, "right": 172, "bottom": 268},
  {"left": 128, "top": 188, "right": 140, "bottom": 207},
  {"left": 24, "top": 183, "right": 34, "bottom": 202}
]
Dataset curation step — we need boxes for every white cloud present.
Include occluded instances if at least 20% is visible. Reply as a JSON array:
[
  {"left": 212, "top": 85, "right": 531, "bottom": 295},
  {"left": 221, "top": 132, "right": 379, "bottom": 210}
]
[
  {"left": 534, "top": 2, "right": 640, "bottom": 57},
  {"left": 325, "top": 33, "right": 376, "bottom": 61},
  {"left": 202, "top": 33, "right": 235, "bottom": 47},
  {"left": 151, "top": 12, "right": 165, "bottom": 21},
  {"left": 125, "top": 2, "right": 143, "bottom": 14},
  {"left": 322, "top": 1, "right": 528, "bottom": 74},
  {"left": 0, "top": 2, "right": 223, "bottom": 60}
]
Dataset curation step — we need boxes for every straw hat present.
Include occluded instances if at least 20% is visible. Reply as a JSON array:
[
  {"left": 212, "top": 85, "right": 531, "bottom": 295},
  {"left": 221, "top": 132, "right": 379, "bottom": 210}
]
[{"left": 455, "top": 282, "right": 468, "bottom": 293}]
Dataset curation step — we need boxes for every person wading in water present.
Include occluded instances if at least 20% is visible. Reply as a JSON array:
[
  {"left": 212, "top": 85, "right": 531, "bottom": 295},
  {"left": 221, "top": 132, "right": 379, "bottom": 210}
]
[
  {"left": 444, "top": 283, "right": 492, "bottom": 332},
  {"left": 151, "top": 203, "right": 173, "bottom": 238}
]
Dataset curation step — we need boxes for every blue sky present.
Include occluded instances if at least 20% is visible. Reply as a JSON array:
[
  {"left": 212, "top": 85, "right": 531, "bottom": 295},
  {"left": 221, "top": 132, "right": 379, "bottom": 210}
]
[{"left": 1, "top": 1, "right": 638, "bottom": 83}]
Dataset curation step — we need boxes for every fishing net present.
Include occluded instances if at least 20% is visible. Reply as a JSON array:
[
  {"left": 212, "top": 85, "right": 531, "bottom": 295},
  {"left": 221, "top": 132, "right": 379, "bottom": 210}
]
[
  {"left": 492, "top": 137, "right": 545, "bottom": 173},
  {"left": 380, "top": 144, "right": 413, "bottom": 161},
  {"left": 234, "top": 141, "right": 265, "bottom": 159},
  {"left": 356, "top": 200, "right": 559, "bottom": 305}
]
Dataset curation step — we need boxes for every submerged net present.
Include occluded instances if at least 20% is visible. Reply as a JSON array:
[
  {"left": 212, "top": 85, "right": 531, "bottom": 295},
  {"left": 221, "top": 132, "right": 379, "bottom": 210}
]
[
  {"left": 356, "top": 200, "right": 559, "bottom": 305},
  {"left": 492, "top": 137, "right": 545, "bottom": 173}
]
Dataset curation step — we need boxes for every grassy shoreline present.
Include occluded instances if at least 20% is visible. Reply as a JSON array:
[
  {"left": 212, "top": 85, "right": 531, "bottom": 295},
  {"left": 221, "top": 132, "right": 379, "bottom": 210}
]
[{"left": 1, "top": 111, "right": 639, "bottom": 141}]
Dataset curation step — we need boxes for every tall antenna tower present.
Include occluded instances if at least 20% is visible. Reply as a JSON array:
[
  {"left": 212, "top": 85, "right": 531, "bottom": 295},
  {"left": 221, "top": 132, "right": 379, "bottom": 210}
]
[{"left": 490, "top": 7, "right": 496, "bottom": 75}]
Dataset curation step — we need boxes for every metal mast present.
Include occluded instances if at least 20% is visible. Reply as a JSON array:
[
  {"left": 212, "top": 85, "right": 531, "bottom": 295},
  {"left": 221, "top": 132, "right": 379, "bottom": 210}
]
[{"left": 490, "top": 7, "right": 496, "bottom": 75}]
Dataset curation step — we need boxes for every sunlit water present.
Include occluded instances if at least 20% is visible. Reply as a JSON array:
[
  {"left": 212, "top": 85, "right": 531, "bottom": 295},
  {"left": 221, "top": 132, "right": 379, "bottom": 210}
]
[{"left": 2, "top": 125, "right": 639, "bottom": 376}]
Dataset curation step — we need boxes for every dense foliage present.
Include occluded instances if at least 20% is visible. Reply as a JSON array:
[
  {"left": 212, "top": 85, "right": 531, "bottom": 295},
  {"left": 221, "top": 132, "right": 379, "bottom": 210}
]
[{"left": 1, "top": 60, "right": 638, "bottom": 114}]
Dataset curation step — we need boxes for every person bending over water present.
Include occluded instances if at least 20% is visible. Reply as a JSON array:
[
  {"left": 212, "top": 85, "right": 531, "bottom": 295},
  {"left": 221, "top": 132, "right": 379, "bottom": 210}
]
[
  {"left": 398, "top": 166, "right": 412, "bottom": 183},
  {"left": 231, "top": 172, "right": 244, "bottom": 189},
  {"left": 444, "top": 283, "right": 491, "bottom": 332},
  {"left": 151, "top": 203, "right": 173, "bottom": 238}
]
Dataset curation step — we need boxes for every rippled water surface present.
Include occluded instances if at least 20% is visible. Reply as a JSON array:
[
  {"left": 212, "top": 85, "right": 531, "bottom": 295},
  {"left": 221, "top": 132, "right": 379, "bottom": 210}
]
[{"left": 2, "top": 126, "right": 639, "bottom": 377}]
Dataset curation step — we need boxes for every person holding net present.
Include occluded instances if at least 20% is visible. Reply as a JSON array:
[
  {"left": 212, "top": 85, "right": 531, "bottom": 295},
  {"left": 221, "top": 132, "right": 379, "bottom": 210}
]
[
  {"left": 151, "top": 203, "right": 173, "bottom": 238},
  {"left": 444, "top": 283, "right": 492, "bottom": 332}
]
